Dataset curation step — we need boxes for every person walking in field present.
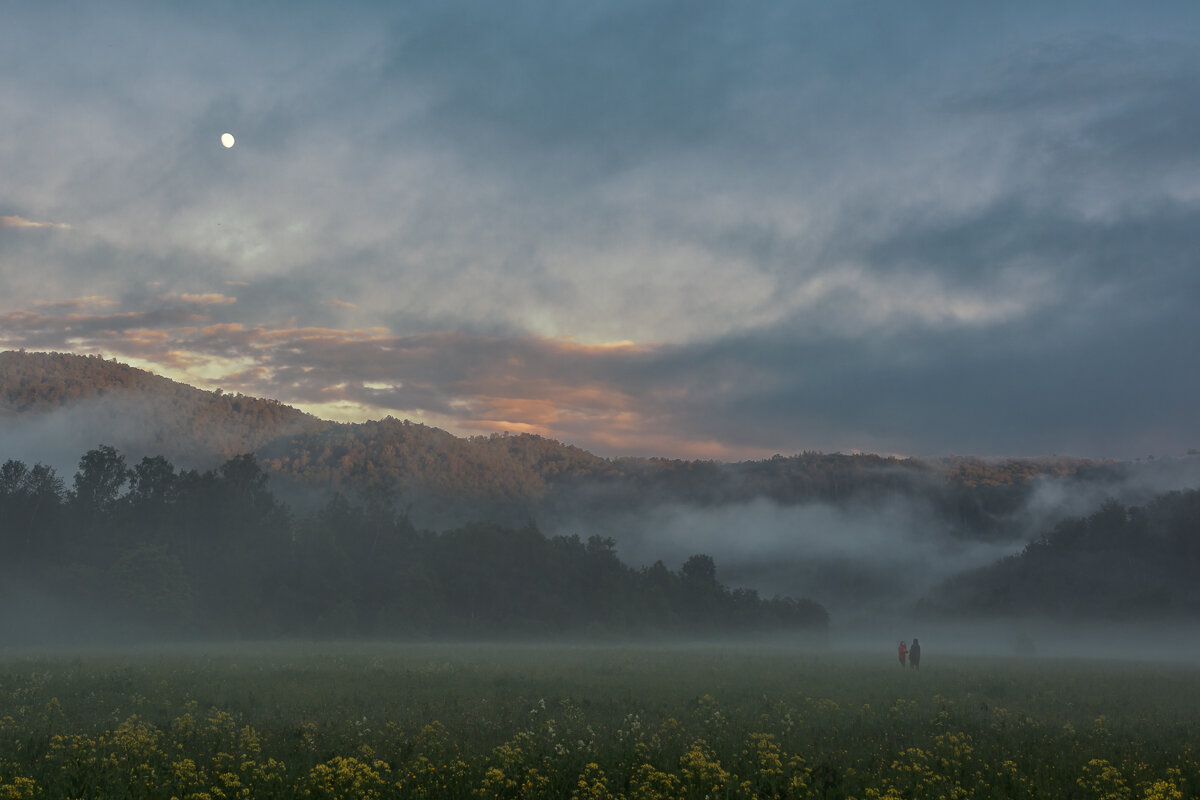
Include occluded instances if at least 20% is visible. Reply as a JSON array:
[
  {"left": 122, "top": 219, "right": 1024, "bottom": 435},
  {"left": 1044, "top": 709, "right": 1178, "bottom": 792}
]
[
  {"left": 909, "top": 638, "right": 921, "bottom": 670},
  {"left": 898, "top": 640, "right": 907, "bottom": 667}
]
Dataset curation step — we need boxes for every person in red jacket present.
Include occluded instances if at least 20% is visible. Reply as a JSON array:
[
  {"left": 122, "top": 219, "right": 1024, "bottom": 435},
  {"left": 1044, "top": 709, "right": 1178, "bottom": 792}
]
[{"left": 898, "top": 640, "right": 908, "bottom": 667}]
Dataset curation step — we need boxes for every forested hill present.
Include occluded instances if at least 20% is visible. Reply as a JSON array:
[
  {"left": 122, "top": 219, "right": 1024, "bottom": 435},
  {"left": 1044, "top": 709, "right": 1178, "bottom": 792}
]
[
  {"left": 258, "top": 417, "right": 612, "bottom": 517},
  {"left": 0, "top": 350, "right": 327, "bottom": 462},
  {"left": 921, "top": 488, "right": 1200, "bottom": 619},
  {"left": 2, "top": 350, "right": 1106, "bottom": 530}
]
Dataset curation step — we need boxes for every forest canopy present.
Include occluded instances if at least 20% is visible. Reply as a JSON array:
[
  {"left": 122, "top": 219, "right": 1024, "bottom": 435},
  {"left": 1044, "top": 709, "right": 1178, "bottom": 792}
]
[
  {"left": 0, "top": 445, "right": 829, "bottom": 644},
  {"left": 922, "top": 489, "right": 1200, "bottom": 619}
]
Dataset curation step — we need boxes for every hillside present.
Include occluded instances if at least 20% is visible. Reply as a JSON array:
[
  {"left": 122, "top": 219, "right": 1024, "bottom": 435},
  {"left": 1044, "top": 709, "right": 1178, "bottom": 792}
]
[
  {"left": 0, "top": 350, "right": 327, "bottom": 463},
  {"left": 259, "top": 418, "right": 612, "bottom": 519},
  {"left": 1, "top": 349, "right": 1109, "bottom": 533},
  {"left": 921, "top": 488, "right": 1200, "bottom": 619}
]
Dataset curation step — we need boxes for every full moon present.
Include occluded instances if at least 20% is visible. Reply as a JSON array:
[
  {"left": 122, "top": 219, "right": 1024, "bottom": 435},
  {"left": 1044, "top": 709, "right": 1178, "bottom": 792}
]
[{"left": 220, "top": 132, "right": 235, "bottom": 148}]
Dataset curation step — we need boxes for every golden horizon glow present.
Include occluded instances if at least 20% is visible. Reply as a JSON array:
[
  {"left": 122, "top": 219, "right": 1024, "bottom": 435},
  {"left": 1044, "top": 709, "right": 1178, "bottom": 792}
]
[{"left": 0, "top": 306, "right": 779, "bottom": 458}]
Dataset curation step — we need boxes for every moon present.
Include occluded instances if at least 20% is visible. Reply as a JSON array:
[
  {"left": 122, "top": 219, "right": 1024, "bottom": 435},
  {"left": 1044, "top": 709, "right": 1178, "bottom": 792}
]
[{"left": 220, "top": 132, "right": 235, "bottom": 148}]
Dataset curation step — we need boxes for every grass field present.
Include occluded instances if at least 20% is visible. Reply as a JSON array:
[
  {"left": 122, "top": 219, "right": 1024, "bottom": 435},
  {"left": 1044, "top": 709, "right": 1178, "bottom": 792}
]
[{"left": 0, "top": 641, "right": 1197, "bottom": 798}]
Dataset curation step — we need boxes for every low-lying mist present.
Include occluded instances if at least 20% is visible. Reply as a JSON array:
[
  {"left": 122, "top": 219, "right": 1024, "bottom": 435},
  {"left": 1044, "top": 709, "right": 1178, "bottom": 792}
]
[
  {"left": 829, "top": 617, "right": 1200, "bottom": 665},
  {"left": 550, "top": 496, "right": 1022, "bottom": 616},
  {"left": 0, "top": 401, "right": 146, "bottom": 477},
  {"left": 546, "top": 455, "right": 1200, "bottom": 623},
  {"left": 0, "top": 397, "right": 218, "bottom": 476},
  {"left": 5, "top": 393, "right": 1200, "bottom": 654},
  {"left": 1018, "top": 454, "right": 1200, "bottom": 527}
]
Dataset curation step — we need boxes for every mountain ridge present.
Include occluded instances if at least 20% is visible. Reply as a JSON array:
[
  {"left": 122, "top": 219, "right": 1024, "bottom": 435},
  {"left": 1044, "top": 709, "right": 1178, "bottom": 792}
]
[
  {"left": 0, "top": 349, "right": 1101, "bottom": 470},
  {"left": 1, "top": 349, "right": 1104, "bottom": 530}
]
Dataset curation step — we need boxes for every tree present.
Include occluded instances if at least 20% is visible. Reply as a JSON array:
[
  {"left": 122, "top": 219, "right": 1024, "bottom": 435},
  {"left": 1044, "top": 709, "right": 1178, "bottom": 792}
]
[
  {"left": 0, "top": 459, "right": 29, "bottom": 495},
  {"left": 24, "top": 464, "right": 66, "bottom": 523},
  {"left": 220, "top": 452, "right": 267, "bottom": 491},
  {"left": 72, "top": 445, "right": 129, "bottom": 513},
  {"left": 681, "top": 554, "right": 718, "bottom": 587},
  {"left": 129, "top": 455, "right": 178, "bottom": 506},
  {"left": 0, "top": 460, "right": 64, "bottom": 563}
]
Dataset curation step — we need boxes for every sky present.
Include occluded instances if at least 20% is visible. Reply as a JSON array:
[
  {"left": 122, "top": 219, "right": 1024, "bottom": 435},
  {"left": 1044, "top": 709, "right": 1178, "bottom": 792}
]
[{"left": 2, "top": 1, "right": 1199, "bottom": 461}]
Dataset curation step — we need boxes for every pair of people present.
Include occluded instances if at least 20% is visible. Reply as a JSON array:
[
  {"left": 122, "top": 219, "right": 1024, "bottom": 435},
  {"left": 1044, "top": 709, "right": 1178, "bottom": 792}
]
[{"left": 897, "top": 638, "right": 921, "bottom": 669}]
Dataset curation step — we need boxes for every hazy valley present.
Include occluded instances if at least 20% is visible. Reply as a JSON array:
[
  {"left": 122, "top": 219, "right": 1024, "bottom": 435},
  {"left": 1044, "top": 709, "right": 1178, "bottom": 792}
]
[{"left": 3, "top": 350, "right": 1199, "bottom": 650}]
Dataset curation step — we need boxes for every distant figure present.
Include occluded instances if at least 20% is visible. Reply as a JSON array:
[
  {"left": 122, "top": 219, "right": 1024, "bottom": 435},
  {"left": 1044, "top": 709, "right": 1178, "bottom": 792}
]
[
  {"left": 909, "top": 638, "right": 921, "bottom": 670},
  {"left": 898, "top": 640, "right": 907, "bottom": 667}
]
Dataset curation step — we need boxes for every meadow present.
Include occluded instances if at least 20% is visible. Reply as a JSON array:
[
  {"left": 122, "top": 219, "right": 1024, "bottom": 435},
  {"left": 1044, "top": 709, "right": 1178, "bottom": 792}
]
[{"left": 0, "top": 641, "right": 1196, "bottom": 799}]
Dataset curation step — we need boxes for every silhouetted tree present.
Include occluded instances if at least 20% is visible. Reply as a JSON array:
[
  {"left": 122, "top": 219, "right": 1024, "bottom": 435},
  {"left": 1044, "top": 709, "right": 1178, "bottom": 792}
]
[
  {"left": 681, "top": 553, "right": 718, "bottom": 587},
  {"left": 72, "top": 445, "right": 130, "bottom": 513},
  {"left": 129, "top": 455, "right": 178, "bottom": 506}
]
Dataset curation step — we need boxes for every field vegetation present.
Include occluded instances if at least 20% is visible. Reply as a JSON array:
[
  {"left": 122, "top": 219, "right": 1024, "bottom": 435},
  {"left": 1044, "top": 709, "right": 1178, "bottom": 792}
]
[{"left": 0, "top": 643, "right": 1196, "bottom": 799}]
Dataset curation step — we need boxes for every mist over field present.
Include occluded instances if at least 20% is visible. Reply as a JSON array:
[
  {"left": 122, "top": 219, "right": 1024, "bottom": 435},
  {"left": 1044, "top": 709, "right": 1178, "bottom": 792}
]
[
  {"left": 825, "top": 616, "right": 1200, "bottom": 665},
  {"left": 545, "top": 455, "right": 1200, "bottom": 619}
]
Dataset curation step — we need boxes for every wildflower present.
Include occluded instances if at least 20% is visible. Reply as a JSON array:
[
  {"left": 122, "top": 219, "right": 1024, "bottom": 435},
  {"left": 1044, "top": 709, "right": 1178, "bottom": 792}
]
[
  {"left": 571, "top": 762, "right": 617, "bottom": 800},
  {"left": 680, "top": 740, "right": 730, "bottom": 797},
  {"left": 1078, "top": 758, "right": 1131, "bottom": 800},
  {"left": 0, "top": 777, "right": 38, "bottom": 800},
  {"left": 628, "top": 763, "right": 682, "bottom": 800},
  {"left": 1141, "top": 779, "right": 1184, "bottom": 800},
  {"left": 302, "top": 755, "right": 390, "bottom": 800}
]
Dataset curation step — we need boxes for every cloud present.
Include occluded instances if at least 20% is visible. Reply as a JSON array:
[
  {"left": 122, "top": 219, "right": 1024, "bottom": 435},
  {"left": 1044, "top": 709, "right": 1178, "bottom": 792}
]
[
  {"left": 1, "top": 3, "right": 1198, "bottom": 461},
  {"left": 175, "top": 293, "right": 237, "bottom": 306},
  {"left": 2, "top": 225, "right": 1199, "bottom": 463},
  {"left": 31, "top": 297, "right": 116, "bottom": 311},
  {"left": 1, "top": 215, "right": 71, "bottom": 230}
]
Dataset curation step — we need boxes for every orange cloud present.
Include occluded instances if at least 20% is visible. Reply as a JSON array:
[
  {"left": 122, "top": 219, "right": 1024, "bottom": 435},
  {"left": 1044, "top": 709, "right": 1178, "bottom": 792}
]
[
  {"left": 177, "top": 293, "right": 237, "bottom": 305},
  {"left": 546, "top": 338, "right": 648, "bottom": 355},
  {"left": 1, "top": 215, "right": 71, "bottom": 229},
  {"left": 466, "top": 385, "right": 632, "bottom": 425},
  {"left": 32, "top": 296, "right": 116, "bottom": 310},
  {"left": 469, "top": 419, "right": 555, "bottom": 437},
  {"left": 155, "top": 350, "right": 207, "bottom": 369},
  {"left": 579, "top": 427, "right": 760, "bottom": 461},
  {"left": 122, "top": 329, "right": 171, "bottom": 345}
]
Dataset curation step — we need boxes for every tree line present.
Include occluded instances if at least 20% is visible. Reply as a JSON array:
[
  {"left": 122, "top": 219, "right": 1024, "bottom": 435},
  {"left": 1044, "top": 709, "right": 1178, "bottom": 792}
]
[
  {"left": 264, "top": 421, "right": 1101, "bottom": 532},
  {"left": 0, "top": 445, "right": 828, "bottom": 643},
  {"left": 922, "top": 488, "right": 1200, "bottom": 619}
]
